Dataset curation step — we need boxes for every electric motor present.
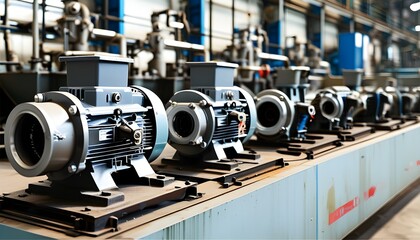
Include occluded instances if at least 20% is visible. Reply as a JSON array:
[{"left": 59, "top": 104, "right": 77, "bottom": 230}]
[
  {"left": 353, "top": 86, "right": 393, "bottom": 123},
  {"left": 5, "top": 56, "right": 168, "bottom": 191},
  {"left": 166, "top": 62, "right": 256, "bottom": 160},
  {"left": 402, "top": 91, "right": 418, "bottom": 115},
  {"left": 384, "top": 86, "right": 403, "bottom": 118},
  {"left": 255, "top": 89, "right": 315, "bottom": 141},
  {"left": 310, "top": 86, "right": 362, "bottom": 130},
  {"left": 255, "top": 89, "right": 295, "bottom": 140}
]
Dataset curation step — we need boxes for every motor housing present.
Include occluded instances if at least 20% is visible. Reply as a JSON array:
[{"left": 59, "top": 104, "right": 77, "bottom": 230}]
[
  {"left": 5, "top": 56, "right": 168, "bottom": 191},
  {"left": 310, "top": 86, "right": 362, "bottom": 130},
  {"left": 166, "top": 62, "right": 256, "bottom": 161},
  {"left": 255, "top": 89, "right": 315, "bottom": 141}
]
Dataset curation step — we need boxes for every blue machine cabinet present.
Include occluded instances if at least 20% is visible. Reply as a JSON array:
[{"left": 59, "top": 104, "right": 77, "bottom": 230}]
[{"left": 338, "top": 32, "right": 369, "bottom": 73}]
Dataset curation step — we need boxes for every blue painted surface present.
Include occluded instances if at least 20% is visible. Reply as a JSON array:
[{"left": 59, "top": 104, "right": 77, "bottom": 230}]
[
  {"left": 95, "top": 0, "right": 124, "bottom": 54},
  {"left": 0, "top": 224, "right": 53, "bottom": 239},
  {"left": 142, "top": 124, "right": 420, "bottom": 239},
  {"left": 262, "top": 1, "right": 284, "bottom": 67},
  {"left": 265, "top": 21, "right": 285, "bottom": 67},
  {"left": 187, "top": 0, "right": 205, "bottom": 61},
  {"left": 262, "top": 0, "right": 282, "bottom": 54},
  {"left": 338, "top": 32, "right": 365, "bottom": 73},
  {"left": 266, "top": 21, "right": 282, "bottom": 55},
  {"left": 108, "top": 0, "right": 124, "bottom": 34},
  {"left": 146, "top": 167, "right": 318, "bottom": 239}
]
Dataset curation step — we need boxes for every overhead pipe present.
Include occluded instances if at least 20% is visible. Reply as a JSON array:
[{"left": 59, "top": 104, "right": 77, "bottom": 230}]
[
  {"left": 117, "top": 33, "right": 127, "bottom": 57},
  {"left": 319, "top": 3, "right": 325, "bottom": 59},
  {"left": 41, "top": 0, "right": 46, "bottom": 42},
  {"left": 77, "top": 2, "right": 91, "bottom": 51},
  {"left": 209, "top": 0, "right": 213, "bottom": 60},
  {"left": 90, "top": 28, "right": 127, "bottom": 57},
  {"left": 3, "top": 0, "right": 14, "bottom": 72},
  {"left": 32, "top": 0, "right": 41, "bottom": 71},
  {"left": 232, "top": 0, "right": 235, "bottom": 48}
]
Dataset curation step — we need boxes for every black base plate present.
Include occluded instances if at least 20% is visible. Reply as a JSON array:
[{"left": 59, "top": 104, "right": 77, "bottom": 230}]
[
  {"left": 153, "top": 150, "right": 286, "bottom": 188},
  {"left": 309, "top": 126, "right": 374, "bottom": 141},
  {"left": 355, "top": 119, "right": 402, "bottom": 131},
  {"left": 0, "top": 180, "right": 198, "bottom": 236},
  {"left": 274, "top": 134, "right": 342, "bottom": 159}
]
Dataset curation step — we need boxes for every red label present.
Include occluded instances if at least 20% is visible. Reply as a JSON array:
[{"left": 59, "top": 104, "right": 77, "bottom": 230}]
[
  {"left": 328, "top": 197, "right": 359, "bottom": 225},
  {"left": 417, "top": 160, "right": 420, "bottom": 166},
  {"left": 364, "top": 186, "right": 377, "bottom": 200}
]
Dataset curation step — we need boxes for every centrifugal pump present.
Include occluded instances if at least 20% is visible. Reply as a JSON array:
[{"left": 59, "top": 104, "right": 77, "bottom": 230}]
[
  {"left": 166, "top": 62, "right": 256, "bottom": 161},
  {"left": 353, "top": 86, "right": 393, "bottom": 123},
  {"left": 255, "top": 89, "right": 295, "bottom": 140},
  {"left": 57, "top": 1, "right": 93, "bottom": 51},
  {"left": 5, "top": 56, "right": 169, "bottom": 192},
  {"left": 255, "top": 65, "right": 315, "bottom": 142},
  {"left": 309, "top": 86, "right": 363, "bottom": 130},
  {"left": 255, "top": 89, "right": 315, "bottom": 141}
]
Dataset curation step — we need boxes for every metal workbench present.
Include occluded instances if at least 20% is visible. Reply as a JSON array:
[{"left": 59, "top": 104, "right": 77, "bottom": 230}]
[{"left": 0, "top": 123, "right": 419, "bottom": 239}]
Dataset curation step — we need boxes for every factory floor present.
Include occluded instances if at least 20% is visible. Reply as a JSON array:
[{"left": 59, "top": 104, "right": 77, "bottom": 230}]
[{"left": 345, "top": 179, "right": 420, "bottom": 239}]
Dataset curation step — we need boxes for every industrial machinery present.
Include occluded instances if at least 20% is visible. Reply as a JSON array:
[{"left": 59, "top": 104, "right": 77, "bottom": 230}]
[
  {"left": 308, "top": 86, "right": 374, "bottom": 140},
  {"left": 274, "top": 66, "right": 311, "bottom": 103},
  {"left": 353, "top": 75, "right": 408, "bottom": 130},
  {"left": 285, "top": 36, "right": 326, "bottom": 72},
  {"left": 352, "top": 86, "right": 395, "bottom": 129},
  {"left": 129, "top": 9, "right": 206, "bottom": 103},
  {"left": 397, "top": 76, "right": 420, "bottom": 115},
  {"left": 256, "top": 67, "right": 315, "bottom": 141},
  {"left": 255, "top": 88, "right": 316, "bottom": 141},
  {"left": 0, "top": 0, "right": 127, "bottom": 152},
  {"left": 253, "top": 65, "right": 342, "bottom": 159},
  {"left": 310, "top": 86, "right": 355, "bottom": 130},
  {"left": 375, "top": 76, "right": 418, "bottom": 121},
  {"left": 57, "top": 0, "right": 94, "bottom": 52},
  {"left": 254, "top": 88, "right": 342, "bottom": 159},
  {"left": 54, "top": 1, "right": 127, "bottom": 66},
  {"left": 154, "top": 62, "right": 286, "bottom": 186},
  {"left": 0, "top": 0, "right": 67, "bottom": 153},
  {"left": 222, "top": 25, "right": 290, "bottom": 94},
  {"left": 0, "top": 56, "right": 197, "bottom": 234},
  {"left": 166, "top": 62, "right": 256, "bottom": 160}
]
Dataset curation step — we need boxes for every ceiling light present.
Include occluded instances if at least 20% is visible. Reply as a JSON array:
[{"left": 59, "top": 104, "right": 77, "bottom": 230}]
[{"left": 410, "top": 2, "right": 420, "bottom": 11}]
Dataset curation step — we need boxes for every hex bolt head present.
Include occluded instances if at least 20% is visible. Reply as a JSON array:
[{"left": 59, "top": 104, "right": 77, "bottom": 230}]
[
  {"left": 101, "top": 191, "right": 112, "bottom": 197},
  {"left": 188, "top": 103, "right": 196, "bottom": 109},
  {"left": 200, "top": 142, "right": 207, "bottom": 148},
  {"left": 68, "top": 164, "right": 77, "bottom": 173},
  {"left": 34, "top": 93, "right": 44, "bottom": 102},
  {"left": 225, "top": 91, "right": 234, "bottom": 99},
  {"left": 68, "top": 105, "right": 78, "bottom": 115},
  {"left": 199, "top": 100, "right": 208, "bottom": 107},
  {"left": 134, "top": 131, "right": 141, "bottom": 139},
  {"left": 112, "top": 92, "right": 122, "bottom": 103}
]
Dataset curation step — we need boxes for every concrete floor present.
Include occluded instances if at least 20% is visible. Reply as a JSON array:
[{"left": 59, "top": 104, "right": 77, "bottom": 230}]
[{"left": 346, "top": 179, "right": 420, "bottom": 239}]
